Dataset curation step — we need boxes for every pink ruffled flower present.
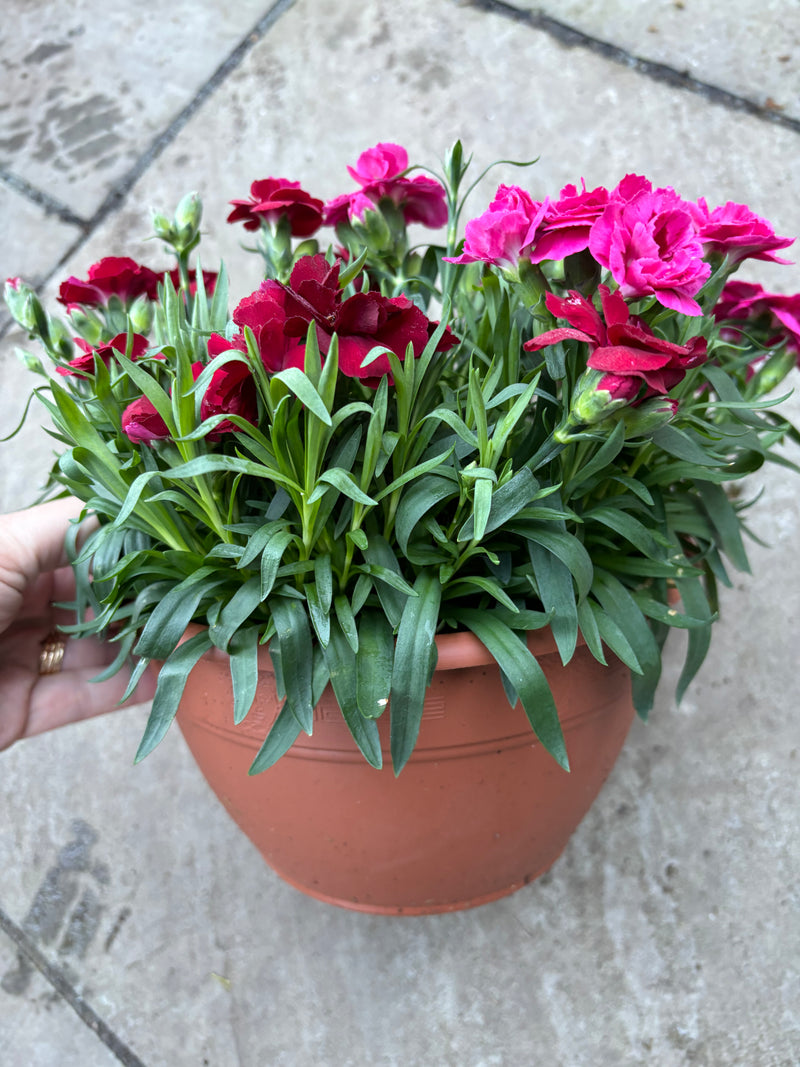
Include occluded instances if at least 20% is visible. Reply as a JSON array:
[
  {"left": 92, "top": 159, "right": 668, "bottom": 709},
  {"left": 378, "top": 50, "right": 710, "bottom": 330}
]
[
  {"left": 57, "top": 333, "right": 149, "bottom": 377},
  {"left": 346, "top": 143, "right": 409, "bottom": 185},
  {"left": 525, "top": 285, "right": 708, "bottom": 401},
  {"left": 58, "top": 257, "right": 162, "bottom": 308},
  {"left": 444, "top": 185, "right": 548, "bottom": 270},
  {"left": 324, "top": 143, "right": 447, "bottom": 230},
  {"left": 528, "top": 180, "right": 610, "bottom": 263},
  {"left": 227, "top": 178, "right": 324, "bottom": 237},
  {"left": 588, "top": 176, "right": 711, "bottom": 315},
  {"left": 715, "top": 280, "right": 800, "bottom": 356},
  {"left": 690, "top": 199, "right": 793, "bottom": 264}
]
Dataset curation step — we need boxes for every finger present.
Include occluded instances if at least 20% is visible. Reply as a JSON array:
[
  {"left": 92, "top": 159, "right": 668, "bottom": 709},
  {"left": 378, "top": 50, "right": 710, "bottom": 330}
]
[
  {"left": 0, "top": 497, "right": 96, "bottom": 578},
  {"left": 24, "top": 664, "right": 158, "bottom": 740}
]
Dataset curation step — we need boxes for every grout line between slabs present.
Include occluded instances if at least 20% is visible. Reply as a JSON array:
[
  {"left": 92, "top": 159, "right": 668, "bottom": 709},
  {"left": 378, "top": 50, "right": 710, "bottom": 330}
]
[
  {"left": 466, "top": 0, "right": 800, "bottom": 135},
  {"left": 0, "top": 170, "right": 89, "bottom": 231},
  {"left": 0, "top": 0, "right": 297, "bottom": 343},
  {"left": 0, "top": 903, "right": 147, "bottom": 1067}
]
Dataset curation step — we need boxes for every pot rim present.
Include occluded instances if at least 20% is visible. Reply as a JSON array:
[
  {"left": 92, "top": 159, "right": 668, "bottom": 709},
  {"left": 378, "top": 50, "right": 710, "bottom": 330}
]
[{"left": 178, "top": 621, "right": 578, "bottom": 673}]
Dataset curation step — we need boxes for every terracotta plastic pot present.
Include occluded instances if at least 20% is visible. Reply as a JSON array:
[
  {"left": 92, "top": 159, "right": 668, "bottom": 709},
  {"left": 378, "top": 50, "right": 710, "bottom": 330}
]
[{"left": 172, "top": 627, "right": 634, "bottom": 914}]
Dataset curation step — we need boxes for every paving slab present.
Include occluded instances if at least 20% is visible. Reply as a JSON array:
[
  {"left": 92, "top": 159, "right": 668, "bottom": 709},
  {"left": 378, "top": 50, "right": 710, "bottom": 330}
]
[
  {"left": 0, "top": 0, "right": 273, "bottom": 220},
  {"left": 0, "top": 930, "right": 122, "bottom": 1067},
  {"left": 1, "top": 0, "right": 799, "bottom": 1064},
  {"left": 41, "top": 0, "right": 800, "bottom": 301},
  {"left": 0, "top": 183, "right": 81, "bottom": 290},
  {"left": 512, "top": 0, "right": 800, "bottom": 119}
]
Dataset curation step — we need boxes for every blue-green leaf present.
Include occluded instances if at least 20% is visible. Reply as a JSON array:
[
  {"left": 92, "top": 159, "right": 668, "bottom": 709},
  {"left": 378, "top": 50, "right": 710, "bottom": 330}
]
[
  {"left": 390, "top": 570, "right": 441, "bottom": 774},
  {"left": 135, "top": 631, "right": 212, "bottom": 761},
  {"left": 229, "top": 625, "right": 260, "bottom": 724},
  {"left": 324, "top": 621, "right": 382, "bottom": 768},
  {"left": 456, "top": 609, "right": 568, "bottom": 771}
]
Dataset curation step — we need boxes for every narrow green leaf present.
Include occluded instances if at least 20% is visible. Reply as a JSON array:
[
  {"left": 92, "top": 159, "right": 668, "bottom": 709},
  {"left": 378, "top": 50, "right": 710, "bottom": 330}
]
[
  {"left": 630, "top": 592, "right": 712, "bottom": 629},
  {"left": 588, "top": 601, "right": 642, "bottom": 674},
  {"left": 456, "top": 609, "right": 569, "bottom": 771},
  {"left": 674, "top": 574, "right": 713, "bottom": 703},
  {"left": 458, "top": 467, "right": 539, "bottom": 541},
  {"left": 522, "top": 527, "right": 593, "bottom": 602},
  {"left": 212, "top": 577, "right": 263, "bottom": 650},
  {"left": 374, "top": 446, "right": 455, "bottom": 502},
  {"left": 314, "top": 554, "right": 333, "bottom": 612},
  {"left": 577, "top": 599, "right": 607, "bottom": 664},
  {"left": 586, "top": 505, "right": 668, "bottom": 562},
  {"left": 694, "top": 480, "right": 751, "bottom": 573},
  {"left": 334, "top": 594, "right": 359, "bottom": 653},
  {"left": 135, "top": 631, "right": 213, "bottom": 761},
  {"left": 272, "top": 367, "right": 332, "bottom": 425},
  {"left": 652, "top": 424, "right": 725, "bottom": 466},
  {"left": 564, "top": 420, "right": 624, "bottom": 496},
  {"left": 309, "top": 468, "right": 377, "bottom": 506},
  {"left": 230, "top": 625, "right": 260, "bottom": 724},
  {"left": 592, "top": 571, "right": 661, "bottom": 717},
  {"left": 390, "top": 571, "right": 441, "bottom": 775},
  {"left": 260, "top": 529, "right": 296, "bottom": 600},
  {"left": 118, "top": 655, "right": 152, "bottom": 705},
  {"left": 363, "top": 535, "right": 412, "bottom": 629},
  {"left": 356, "top": 611, "right": 394, "bottom": 718},
  {"left": 395, "top": 474, "right": 457, "bottom": 557},
  {"left": 444, "top": 575, "right": 519, "bottom": 612},
  {"left": 238, "top": 521, "right": 285, "bottom": 569},
  {"left": 528, "top": 541, "right": 578, "bottom": 665},
  {"left": 467, "top": 476, "right": 491, "bottom": 541},
  {"left": 134, "top": 568, "right": 220, "bottom": 658},
  {"left": 270, "top": 596, "right": 314, "bottom": 734},
  {"left": 324, "top": 621, "right": 383, "bottom": 768},
  {"left": 248, "top": 699, "right": 303, "bottom": 774},
  {"left": 423, "top": 407, "right": 479, "bottom": 449},
  {"left": 305, "top": 583, "right": 330, "bottom": 646}
]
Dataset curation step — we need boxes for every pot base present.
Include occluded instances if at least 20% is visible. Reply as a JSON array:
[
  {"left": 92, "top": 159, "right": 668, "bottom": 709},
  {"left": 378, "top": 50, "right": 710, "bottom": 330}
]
[
  {"left": 174, "top": 629, "right": 635, "bottom": 915},
  {"left": 266, "top": 851, "right": 566, "bottom": 915}
]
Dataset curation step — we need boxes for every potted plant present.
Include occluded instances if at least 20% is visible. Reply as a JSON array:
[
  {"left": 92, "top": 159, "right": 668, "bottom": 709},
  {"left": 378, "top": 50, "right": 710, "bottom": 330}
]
[{"left": 4, "top": 142, "right": 798, "bottom": 913}]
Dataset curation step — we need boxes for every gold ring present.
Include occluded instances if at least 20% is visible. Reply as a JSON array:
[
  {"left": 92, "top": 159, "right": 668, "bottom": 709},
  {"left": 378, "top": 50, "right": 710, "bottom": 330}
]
[{"left": 39, "top": 632, "right": 67, "bottom": 675}]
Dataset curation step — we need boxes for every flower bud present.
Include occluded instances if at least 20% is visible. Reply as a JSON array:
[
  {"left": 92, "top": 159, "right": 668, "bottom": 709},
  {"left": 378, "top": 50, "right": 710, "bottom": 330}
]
[
  {"left": 174, "top": 191, "right": 203, "bottom": 241},
  {"left": 151, "top": 210, "right": 173, "bottom": 241},
  {"left": 4, "top": 277, "right": 40, "bottom": 332},
  {"left": 617, "top": 397, "right": 678, "bottom": 438},
  {"left": 129, "top": 294, "right": 154, "bottom": 334},
  {"left": 570, "top": 370, "right": 627, "bottom": 426},
  {"left": 16, "top": 347, "right": 45, "bottom": 375},
  {"left": 351, "top": 204, "right": 394, "bottom": 255}
]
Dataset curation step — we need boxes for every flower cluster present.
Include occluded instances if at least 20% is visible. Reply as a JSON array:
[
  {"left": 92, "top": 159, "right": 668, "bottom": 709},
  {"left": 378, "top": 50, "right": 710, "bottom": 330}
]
[
  {"left": 449, "top": 174, "right": 792, "bottom": 316},
  {"left": 4, "top": 141, "right": 799, "bottom": 776}
]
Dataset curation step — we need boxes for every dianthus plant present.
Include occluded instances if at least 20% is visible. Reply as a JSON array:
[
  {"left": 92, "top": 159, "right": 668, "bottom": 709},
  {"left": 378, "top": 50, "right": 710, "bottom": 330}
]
[{"left": 4, "top": 141, "right": 799, "bottom": 774}]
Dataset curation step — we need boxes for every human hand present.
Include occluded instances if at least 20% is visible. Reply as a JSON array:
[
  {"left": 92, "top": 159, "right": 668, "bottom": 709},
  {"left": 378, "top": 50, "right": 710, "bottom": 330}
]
[{"left": 0, "top": 497, "right": 157, "bottom": 750}]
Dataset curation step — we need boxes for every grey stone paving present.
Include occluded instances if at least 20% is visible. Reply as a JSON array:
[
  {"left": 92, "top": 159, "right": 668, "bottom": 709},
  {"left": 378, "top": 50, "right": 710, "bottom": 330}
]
[{"left": 1, "top": 1, "right": 799, "bottom": 1064}]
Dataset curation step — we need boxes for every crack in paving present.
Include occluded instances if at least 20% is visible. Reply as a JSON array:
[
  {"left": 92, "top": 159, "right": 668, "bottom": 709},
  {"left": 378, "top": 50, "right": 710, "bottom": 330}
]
[
  {"left": 0, "top": 819, "right": 145, "bottom": 1064},
  {"left": 465, "top": 0, "right": 800, "bottom": 136},
  {"left": 0, "top": 902, "right": 146, "bottom": 1067}
]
